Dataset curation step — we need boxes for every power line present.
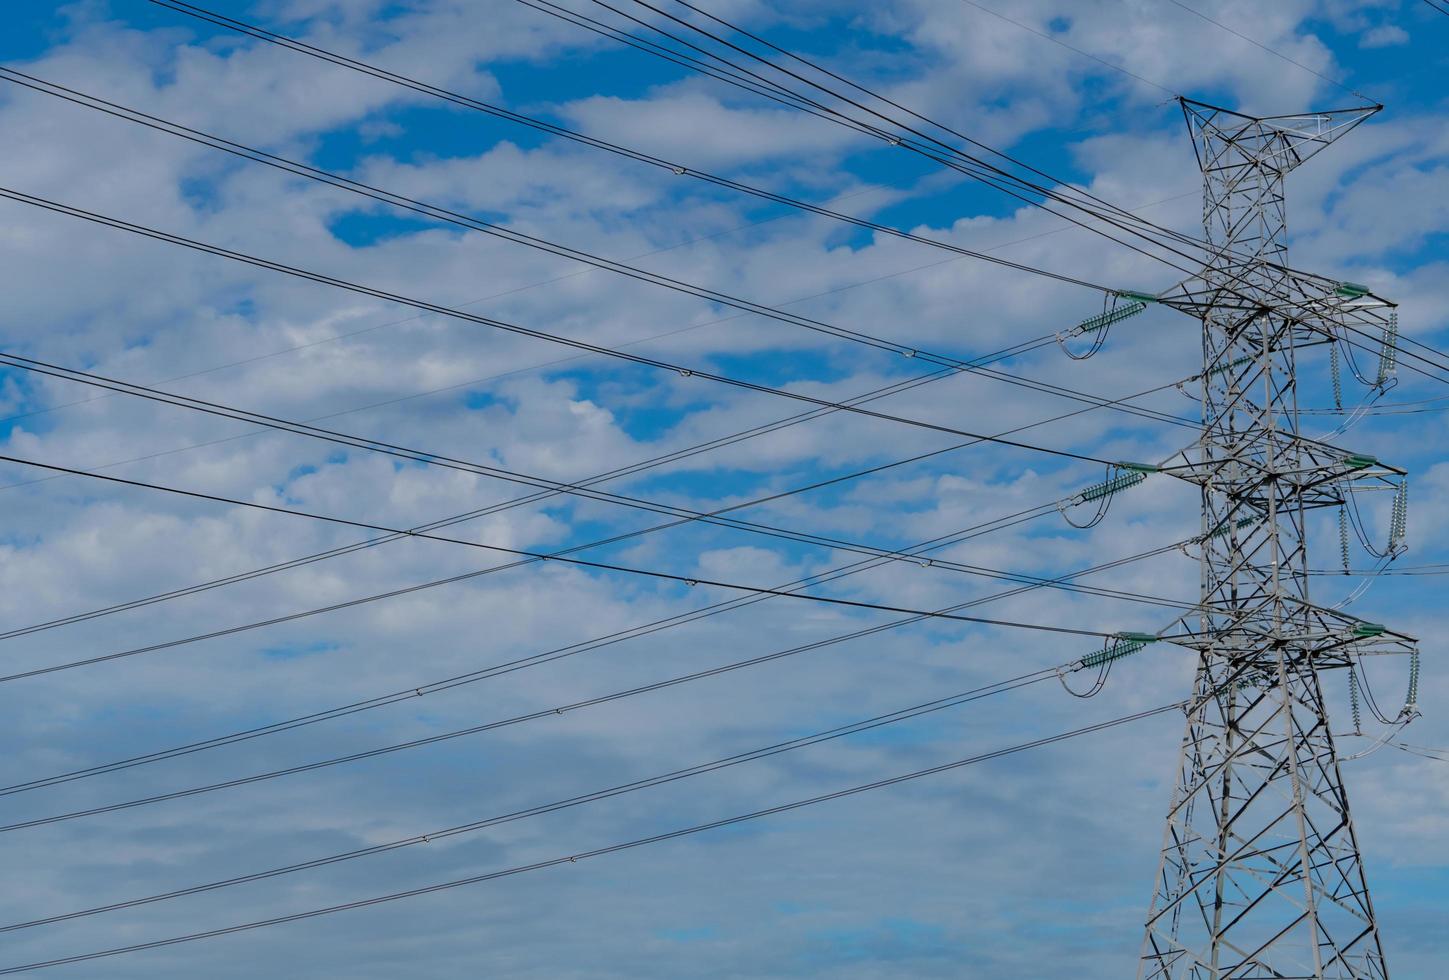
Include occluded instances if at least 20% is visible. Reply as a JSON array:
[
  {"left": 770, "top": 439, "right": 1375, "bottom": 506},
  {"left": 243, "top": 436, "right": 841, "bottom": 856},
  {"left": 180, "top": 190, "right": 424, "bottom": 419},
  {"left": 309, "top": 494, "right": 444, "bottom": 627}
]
[
  {"left": 581, "top": 0, "right": 1210, "bottom": 275},
  {"left": 0, "top": 185, "right": 1128, "bottom": 466},
  {"left": 0, "top": 629, "right": 1091, "bottom": 833},
  {"left": 0, "top": 702, "right": 1181, "bottom": 975},
  {"left": 2, "top": 516, "right": 1197, "bottom": 802},
  {"left": 1161, "top": 0, "right": 1374, "bottom": 103},
  {"left": 147, "top": 0, "right": 1403, "bottom": 354},
  {"left": 0, "top": 179, "right": 891, "bottom": 432},
  {"left": 535, "top": 0, "right": 1401, "bottom": 341},
  {"left": 0, "top": 480, "right": 1198, "bottom": 799},
  {"left": 955, "top": 0, "right": 1175, "bottom": 95},
  {"left": 0, "top": 356, "right": 1192, "bottom": 673},
  {"left": 141, "top": 0, "right": 1141, "bottom": 293},
  {"left": 602, "top": 0, "right": 1288, "bottom": 277},
  {"left": 0, "top": 450, "right": 1134, "bottom": 685},
  {"left": 0, "top": 348, "right": 1197, "bottom": 602},
  {"left": 0, "top": 662, "right": 1071, "bottom": 931},
  {"left": 0, "top": 66, "right": 1197, "bottom": 434}
]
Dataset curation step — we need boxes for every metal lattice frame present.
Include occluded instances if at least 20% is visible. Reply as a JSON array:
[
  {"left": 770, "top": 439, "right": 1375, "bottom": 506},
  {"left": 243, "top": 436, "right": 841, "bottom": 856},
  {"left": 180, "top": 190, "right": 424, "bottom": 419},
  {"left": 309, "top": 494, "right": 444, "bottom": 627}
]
[{"left": 1137, "top": 101, "right": 1414, "bottom": 980}]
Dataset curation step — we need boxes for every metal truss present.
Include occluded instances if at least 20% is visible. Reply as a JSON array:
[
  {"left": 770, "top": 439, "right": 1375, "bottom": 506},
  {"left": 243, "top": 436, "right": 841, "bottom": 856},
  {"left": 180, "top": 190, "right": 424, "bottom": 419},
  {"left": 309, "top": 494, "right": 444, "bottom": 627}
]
[{"left": 1137, "top": 100, "right": 1416, "bottom": 980}]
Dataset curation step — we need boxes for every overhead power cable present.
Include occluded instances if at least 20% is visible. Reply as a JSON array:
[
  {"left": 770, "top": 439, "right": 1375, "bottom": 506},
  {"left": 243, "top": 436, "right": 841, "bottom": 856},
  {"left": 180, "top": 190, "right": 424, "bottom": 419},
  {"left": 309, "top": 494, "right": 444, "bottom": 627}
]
[
  {"left": 597, "top": 0, "right": 1239, "bottom": 271},
  {"left": 0, "top": 184, "right": 1126, "bottom": 465},
  {"left": 0, "top": 349, "right": 1197, "bottom": 600},
  {"left": 0, "top": 363, "right": 1004, "bottom": 637},
  {"left": 1161, "top": 0, "right": 1374, "bottom": 103},
  {"left": 0, "top": 621, "right": 1109, "bottom": 833},
  {"left": 0, "top": 702, "right": 1181, "bottom": 975},
  {"left": 0, "top": 485, "right": 1195, "bottom": 799},
  {"left": 955, "top": 0, "right": 1174, "bottom": 95},
  {"left": 566, "top": 0, "right": 1416, "bottom": 346},
  {"left": 563, "top": 0, "right": 1212, "bottom": 284},
  {"left": 0, "top": 661, "right": 1073, "bottom": 931},
  {"left": 0, "top": 177, "right": 893, "bottom": 433},
  {"left": 0, "top": 450, "right": 1129, "bottom": 685},
  {"left": 148, "top": 0, "right": 1413, "bottom": 352},
  {"left": 0, "top": 67, "right": 1196, "bottom": 433},
  {"left": 141, "top": 0, "right": 1126, "bottom": 294},
  {"left": 0, "top": 358, "right": 1193, "bottom": 675}
]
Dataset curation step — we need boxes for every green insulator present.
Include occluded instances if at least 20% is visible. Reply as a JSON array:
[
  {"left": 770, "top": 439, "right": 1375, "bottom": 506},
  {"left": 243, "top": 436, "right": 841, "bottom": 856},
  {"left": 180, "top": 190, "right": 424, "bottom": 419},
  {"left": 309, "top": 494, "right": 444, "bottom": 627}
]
[
  {"left": 1335, "top": 281, "right": 1372, "bottom": 299},
  {"left": 1204, "top": 515, "right": 1260, "bottom": 541},
  {"left": 1078, "top": 634, "right": 1153, "bottom": 672},
  {"left": 1343, "top": 453, "right": 1378, "bottom": 470},
  {"left": 1116, "top": 461, "right": 1159, "bottom": 474},
  {"left": 1115, "top": 289, "right": 1158, "bottom": 304},
  {"left": 1338, "top": 507, "right": 1351, "bottom": 573},
  {"left": 1352, "top": 623, "right": 1386, "bottom": 638},
  {"left": 1079, "top": 470, "right": 1146, "bottom": 502},
  {"left": 1209, "top": 354, "right": 1254, "bottom": 378},
  {"left": 1075, "top": 300, "right": 1147, "bottom": 335},
  {"left": 1211, "top": 353, "right": 1257, "bottom": 379}
]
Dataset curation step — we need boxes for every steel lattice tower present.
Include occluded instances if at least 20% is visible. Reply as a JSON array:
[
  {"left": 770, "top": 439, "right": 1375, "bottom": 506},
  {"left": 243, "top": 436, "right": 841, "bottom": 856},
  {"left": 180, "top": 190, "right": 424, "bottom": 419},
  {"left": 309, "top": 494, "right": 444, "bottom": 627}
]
[{"left": 1137, "top": 101, "right": 1415, "bottom": 979}]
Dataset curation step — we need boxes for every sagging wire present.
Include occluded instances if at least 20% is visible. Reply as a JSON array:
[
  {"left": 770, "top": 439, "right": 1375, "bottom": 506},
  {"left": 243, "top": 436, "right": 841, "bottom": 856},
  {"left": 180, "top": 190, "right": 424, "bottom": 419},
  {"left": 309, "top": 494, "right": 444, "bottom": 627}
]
[
  {"left": 1325, "top": 481, "right": 1407, "bottom": 608},
  {"left": 1337, "top": 646, "right": 1419, "bottom": 762},
  {"left": 1058, "top": 461, "right": 1154, "bottom": 530},
  {"left": 1177, "top": 350, "right": 1256, "bottom": 404},
  {"left": 1327, "top": 554, "right": 1393, "bottom": 610},
  {"left": 1377, "top": 310, "right": 1400, "bottom": 389},
  {"left": 1355, "top": 650, "right": 1417, "bottom": 727},
  {"left": 1057, "top": 632, "right": 1157, "bottom": 698},
  {"left": 1055, "top": 292, "right": 1148, "bottom": 360},
  {"left": 1391, "top": 741, "right": 1449, "bottom": 763},
  {"left": 1343, "top": 480, "right": 1408, "bottom": 560}
]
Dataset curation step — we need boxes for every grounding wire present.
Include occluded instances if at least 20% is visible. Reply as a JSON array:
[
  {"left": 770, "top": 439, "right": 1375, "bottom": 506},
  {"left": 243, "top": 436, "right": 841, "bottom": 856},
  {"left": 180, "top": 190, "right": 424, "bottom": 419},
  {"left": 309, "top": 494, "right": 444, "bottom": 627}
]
[
  {"left": 1161, "top": 0, "right": 1375, "bottom": 103},
  {"left": 955, "top": 0, "right": 1175, "bottom": 95},
  {"left": 508, "top": 0, "right": 1387, "bottom": 336},
  {"left": 595, "top": 0, "right": 1438, "bottom": 358},
  {"left": 0, "top": 702, "right": 1182, "bottom": 975}
]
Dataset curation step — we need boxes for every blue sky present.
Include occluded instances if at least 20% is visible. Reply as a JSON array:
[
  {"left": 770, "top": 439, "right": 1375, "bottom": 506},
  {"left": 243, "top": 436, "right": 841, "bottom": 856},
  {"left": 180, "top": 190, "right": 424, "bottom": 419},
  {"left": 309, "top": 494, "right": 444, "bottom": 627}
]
[{"left": 0, "top": 1, "right": 1446, "bottom": 977}]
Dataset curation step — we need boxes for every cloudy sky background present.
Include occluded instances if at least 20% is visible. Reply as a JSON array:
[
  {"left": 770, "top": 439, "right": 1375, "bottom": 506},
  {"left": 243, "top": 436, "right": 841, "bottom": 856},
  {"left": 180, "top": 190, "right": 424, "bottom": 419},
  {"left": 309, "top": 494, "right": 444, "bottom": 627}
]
[{"left": 0, "top": 0, "right": 1446, "bottom": 976}]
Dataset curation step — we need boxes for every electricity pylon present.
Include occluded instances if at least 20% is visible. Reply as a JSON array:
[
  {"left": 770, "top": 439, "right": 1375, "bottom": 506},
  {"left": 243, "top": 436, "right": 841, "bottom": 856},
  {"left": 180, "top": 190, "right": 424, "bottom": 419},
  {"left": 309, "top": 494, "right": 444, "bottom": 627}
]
[{"left": 1137, "top": 100, "right": 1417, "bottom": 979}]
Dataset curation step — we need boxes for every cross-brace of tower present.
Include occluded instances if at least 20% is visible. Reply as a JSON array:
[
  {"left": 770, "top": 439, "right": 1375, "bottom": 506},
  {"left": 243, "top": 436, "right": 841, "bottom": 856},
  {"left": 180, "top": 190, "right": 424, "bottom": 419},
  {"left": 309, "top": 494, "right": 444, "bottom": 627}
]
[{"left": 1134, "top": 101, "right": 1420, "bottom": 979}]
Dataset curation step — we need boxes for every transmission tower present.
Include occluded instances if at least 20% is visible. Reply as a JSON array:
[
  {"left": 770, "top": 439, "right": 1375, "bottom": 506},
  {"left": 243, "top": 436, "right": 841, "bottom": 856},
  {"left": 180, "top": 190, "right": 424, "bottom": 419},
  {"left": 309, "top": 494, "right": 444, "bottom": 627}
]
[{"left": 1137, "top": 100, "right": 1418, "bottom": 979}]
